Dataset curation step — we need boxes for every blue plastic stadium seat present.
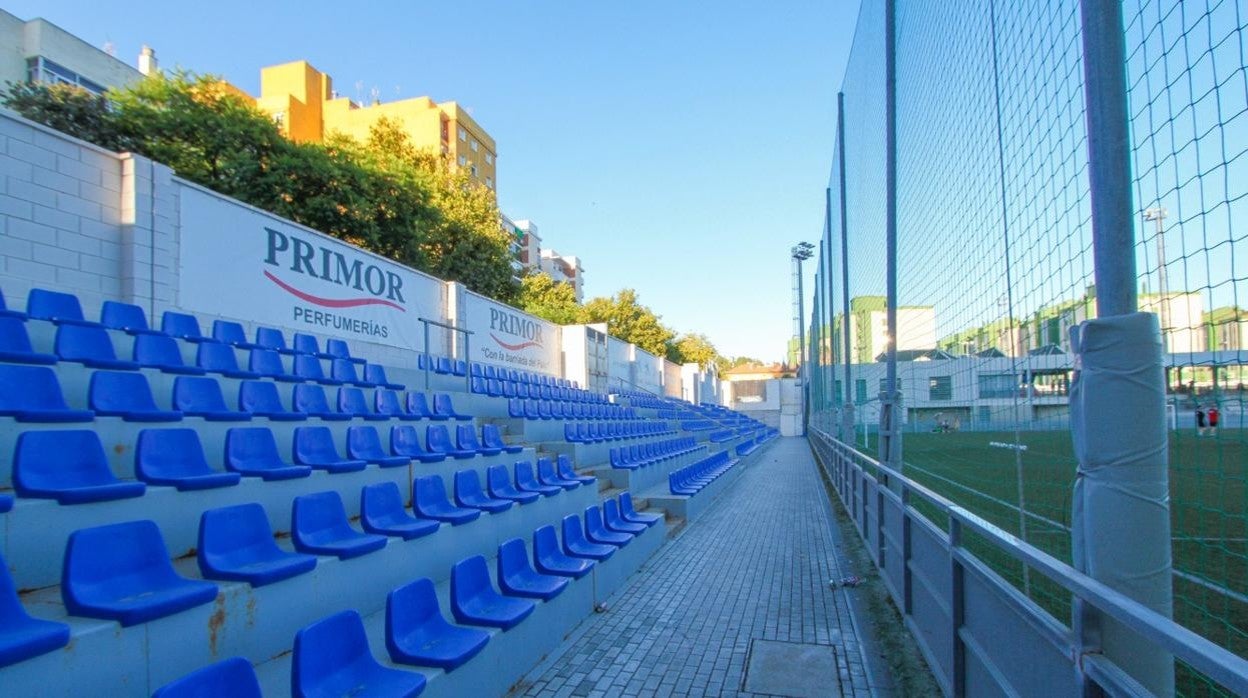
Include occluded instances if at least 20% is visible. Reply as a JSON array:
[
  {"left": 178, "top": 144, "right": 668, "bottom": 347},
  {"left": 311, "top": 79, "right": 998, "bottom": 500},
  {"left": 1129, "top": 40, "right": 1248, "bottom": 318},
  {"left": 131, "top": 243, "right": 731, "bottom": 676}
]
[
  {"left": 293, "top": 426, "right": 367, "bottom": 473},
  {"left": 294, "top": 611, "right": 426, "bottom": 698},
  {"left": 0, "top": 364, "right": 93, "bottom": 422},
  {"left": 557, "top": 454, "right": 596, "bottom": 485},
  {"left": 375, "top": 389, "right": 420, "bottom": 420},
  {"left": 532, "top": 525, "right": 594, "bottom": 579},
  {"left": 14, "top": 430, "right": 145, "bottom": 504},
  {"left": 293, "top": 384, "right": 351, "bottom": 421},
  {"left": 238, "top": 380, "right": 306, "bottom": 421},
  {"left": 407, "top": 392, "right": 439, "bottom": 420},
  {"left": 225, "top": 427, "right": 312, "bottom": 480},
  {"left": 433, "top": 393, "right": 471, "bottom": 421},
  {"left": 325, "top": 338, "right": 366, "bottom": 365},
  {"left": 196, "top": 342, "right": 260, "bottom": 379},
  {"left": 293, "top": 354, "right": 343, "bottom": 386},
  {"left": 172, "top": 376, "right": 249, "bottom": 421},
  {"left": 347, "top": 426, "right": 409, "bottom": 467},
  {"left": 537, "top": 457, "right": 580, "bottom": 491},
  {"left": 361, "top": 482, "right": 439, "bottom": 540},
  {"left": 364, "top": 363, "right": 405, "bottom": 390},
  {"left": 0, "top": 494, "right": 10, "bottom": 513},
  {"left": 338, "top": 387, "right": 388, "bottom": 421},
  {"left": 26, "top": 288, "right": 96, "bottom": 326},
  {"left": 450, "top": 555, "right": 535, "bottom": 630},
  {"left": 63, "top": 520, "right": 218, "bottom": 626},
  {"left": 426, "top": 425, "right": 476, "bottom": 460},
  {"left": 486, "top": 464, "right": 539, "bottom": 505},
  {"left": 434, "top": 356, "right": 453, "bottom": 375},
  {"left": 507, "top": 398, "right": 524, "bottom": 419},
  {"left": 0, "top": 288, "right": 26, "bottom": 319},
  {"left": 198, "top": 503, "right": 316, "bottom": 587},
  {"left": 161, "top": 311, "right": 210, "bottom": 342},
  {"left": 386, "top": 577, "right": 489, "bottom": 671},
  {"left": 497, "top": 538, "right": 568, "bottom": 601},
  {"left": 137, "top": 428, "right": 240, "bottom": 491},
  {"left": 292, "top": 332, "right": 333, "bottom": 359},
  {"left": 331, "top": 358, "right": 376, "bottom": 387},
  {"left": 453, "top": 469, "right": 512, "bottom": 513},
  {"left": 603, "top": 498, "right": 648, "bottom": 534},
  {"left": 249, "top": 348, "right": 300, "bottom": 382},
  {"left": 99, "top": 301, "right": 158, "bottom": 335},
  {"left": 515, "top": 461, "right": 561, "bottom": 497},
  {"left": 457, "top": 424, "right": 499, "bottom": 456},
  {"left": 210, "top": 320, "right": 259, "bottom": 349},
  {"left": 413, "top": 475, "right": 480, "bottom": 525},
  {"left": 133, "top": 333, "right": 206, "bottom": 375},
  {"left": 0, "top": 316, "right": 56, "bottom": 364},
  {"left": 89, "top": 370, "right": 182, "bottom": 421},
  {"left": 453, "top": 360, "right": 468, "bottom": 377},
  {"left": 584, "top": 505, "right": 632, "bottom": 547},
  {"left": 152, "top": 657, "right": 263, "bottom": 698},
  {"left": 470, "top": 376, "right": 487, "bottom": 395},
  {"left": 561, "top": 514, "right": 615, "bottom": 561},
  {"left": 482, "top": 424, "right": 523, "bottom": 454},
  {"left": 254, "top": 326, "right": 296, "bottom": 355},
  {"left": 390, "top": 425, "right": 447, "bottom": 464},
  {"left": 292, "top": 491, "right": 388, "bottom": 559},
  {"left": 55, "top": 325, "right": 139, "bottom": 370},
  {"left": 0, "top": 550, "right": 70, "bottom": 668}
]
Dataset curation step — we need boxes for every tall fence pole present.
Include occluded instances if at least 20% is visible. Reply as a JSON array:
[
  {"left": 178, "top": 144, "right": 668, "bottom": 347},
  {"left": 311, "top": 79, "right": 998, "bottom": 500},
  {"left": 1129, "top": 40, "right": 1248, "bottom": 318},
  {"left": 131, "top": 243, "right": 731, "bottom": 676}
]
[
  {"left": 797, "top": 261, "right": 808, "bottom": 435},
  {"left": 838, "top": 92, "right": 854, "bottom": 445},
  {"left": 825, "top": 186, "right": 835, "bottom": 430},
  {"left": 879, "top": 0, "right": 902, "bottom": 473},
  {"left": 1075, "top": 0, "right": 1173, "bottom": 693}
]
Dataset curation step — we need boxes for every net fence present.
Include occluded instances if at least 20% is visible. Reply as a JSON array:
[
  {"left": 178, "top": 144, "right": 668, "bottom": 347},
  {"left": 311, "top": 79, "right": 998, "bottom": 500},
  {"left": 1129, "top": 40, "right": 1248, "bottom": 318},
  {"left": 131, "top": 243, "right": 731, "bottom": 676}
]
[{"left": 807, "top": 0, "right": 1248, "bottom": 693}]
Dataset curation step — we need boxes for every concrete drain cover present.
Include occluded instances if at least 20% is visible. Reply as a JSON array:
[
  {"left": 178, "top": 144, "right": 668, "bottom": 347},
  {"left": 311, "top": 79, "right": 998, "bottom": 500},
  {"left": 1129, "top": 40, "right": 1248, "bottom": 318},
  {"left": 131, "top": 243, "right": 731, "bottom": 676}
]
[{"left": 743, "top": 639, "right": 841, "bottom": 697}]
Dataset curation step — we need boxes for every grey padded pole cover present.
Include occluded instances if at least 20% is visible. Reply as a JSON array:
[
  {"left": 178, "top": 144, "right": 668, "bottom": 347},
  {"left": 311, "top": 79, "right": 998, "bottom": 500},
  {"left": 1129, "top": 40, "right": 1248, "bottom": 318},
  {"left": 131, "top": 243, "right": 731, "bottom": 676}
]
[{"left": 1070, "top": 311, "right": 1173, "bottom": 694}]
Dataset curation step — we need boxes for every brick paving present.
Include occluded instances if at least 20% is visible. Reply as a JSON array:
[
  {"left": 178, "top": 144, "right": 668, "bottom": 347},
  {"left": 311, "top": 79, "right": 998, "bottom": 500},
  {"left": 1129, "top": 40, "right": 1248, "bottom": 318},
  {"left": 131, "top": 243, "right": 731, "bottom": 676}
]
[{"left": 517, "top": 437, "right": 880, "bottom": 698}]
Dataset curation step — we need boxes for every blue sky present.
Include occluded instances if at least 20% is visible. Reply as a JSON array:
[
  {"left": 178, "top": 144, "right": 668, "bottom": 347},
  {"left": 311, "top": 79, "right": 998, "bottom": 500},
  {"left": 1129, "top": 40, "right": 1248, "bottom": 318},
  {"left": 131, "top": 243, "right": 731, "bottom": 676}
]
[{"left": 9, "top": 0, "right": 860, "bottom": 362}]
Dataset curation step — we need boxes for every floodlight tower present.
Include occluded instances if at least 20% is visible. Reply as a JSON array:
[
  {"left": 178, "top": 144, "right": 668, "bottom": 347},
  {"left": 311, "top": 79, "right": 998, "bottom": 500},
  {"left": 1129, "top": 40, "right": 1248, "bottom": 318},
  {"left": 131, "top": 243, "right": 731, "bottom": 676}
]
[
  {"left": 1144, "top": 206, "right": 1169, "bottom": 350},
  {"left": 792, "top": 242, "right": 815, "bottom": 430}
]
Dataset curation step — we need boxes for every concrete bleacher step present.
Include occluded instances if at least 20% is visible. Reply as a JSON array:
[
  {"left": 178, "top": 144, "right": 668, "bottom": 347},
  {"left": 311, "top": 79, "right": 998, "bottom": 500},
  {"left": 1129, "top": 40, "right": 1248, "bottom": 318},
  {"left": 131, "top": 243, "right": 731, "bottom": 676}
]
[{"left": 642, "top": 434, "right": 778, "bottom": 523}]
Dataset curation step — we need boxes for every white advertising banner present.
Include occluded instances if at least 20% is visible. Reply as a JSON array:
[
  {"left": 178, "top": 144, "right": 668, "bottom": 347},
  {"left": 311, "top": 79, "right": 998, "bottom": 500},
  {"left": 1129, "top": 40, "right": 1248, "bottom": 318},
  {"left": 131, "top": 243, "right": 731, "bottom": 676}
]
[
  {"left": 178, "top": 186, "right": 443, "bottom": 350},
  {"left": 459, "top": 289, "right": 560, "bottom": 375}
]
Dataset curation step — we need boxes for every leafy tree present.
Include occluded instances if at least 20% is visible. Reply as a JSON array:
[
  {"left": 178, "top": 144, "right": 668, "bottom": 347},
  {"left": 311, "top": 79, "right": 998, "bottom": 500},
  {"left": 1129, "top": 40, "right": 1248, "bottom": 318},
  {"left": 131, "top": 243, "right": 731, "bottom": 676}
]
[
  {"left": 2, "top": 81, "right": 127, "bottom": 150},
  {"left": 518, "top": 271, "right": 583, "bottom": 325},
  {"left": 666, "top": 333, "right": 723, "bottom": 370},
  {"left": 581, "top": 289, "right": 675, "bottom": 357}
]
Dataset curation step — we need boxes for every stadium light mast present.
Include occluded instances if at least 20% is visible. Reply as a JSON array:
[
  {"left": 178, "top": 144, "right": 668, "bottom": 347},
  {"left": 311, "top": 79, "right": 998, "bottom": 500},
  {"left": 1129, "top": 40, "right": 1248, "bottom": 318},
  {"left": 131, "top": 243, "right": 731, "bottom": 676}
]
[
  {"left": 1144, "top": 206, "right": 1169, "bottom": 349},
  {"left": 792, "top": 242, "right": 815, "bottom": 432}
]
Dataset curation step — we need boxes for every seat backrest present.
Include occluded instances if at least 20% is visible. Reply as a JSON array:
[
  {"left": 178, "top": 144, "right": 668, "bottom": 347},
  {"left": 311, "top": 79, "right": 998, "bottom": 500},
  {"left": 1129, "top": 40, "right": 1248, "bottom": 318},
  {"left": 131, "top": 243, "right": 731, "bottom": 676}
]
[
  {"left": 536, "top": 457, "right": 558, "bottom": 482},
  {"left": 361, "top": 481, "right": 405, "bottom": 521},
  {"left": 386, "top": 578, "right": 441, "bottom": 635},
  {"left": 414, "top": 474, "right": 450, "bottom": 509},
  {"left": 293, "top": 354, "right": 328, "bottom": 381},
  {"left": 63, "top": 520, "right": 178, "bottom": 595},
  {"left": 292, "top": 333, "right": 321, "bottom": 355},
  {"left": 425, "top": 424, "right": 454, "bottom": 452},
  {"left": 55, "top": 324, "right": 118, "bottom": 361},
  {"left": 533, "top": 525, "right": 560, "bottom": 562},
  {"left": 347, "top": 425, "right": 384, "bottom": 457},
  {"left": 561, "top": 514, "right": 587, "bottom": 546},
  {"left": 211, "top": 320, "right": 248, "bottom": 346},
  {"left": 254, "top": 326, "right": 288, "bottom": 352},
  {"left": 15, "top": 430, "right": 114, "bottom": 490},
  {"left": 338, "top": 387, "right": 370, "bottom": 415},
  {"left": 137, "top": 428, "right": 213, "bottom": 477},
  {"left": 406, "top": 392, "right": 433, "bottom": 417},
  {"left": 162, "top": 311, "right": 205, "bottom": 340},
  {"left": 197, "top": 342, "right": 242, "bottom": 371},
  {"left": 325, "top": 338, "right": 353, "bottom": 361},
  {"left": 226, "top": 427, "right": 281, "bottom": 466},
  {"left": 375, "top": 389, "right": 404, "bottom": 415},
  {"left": 363, "top": 364, "right": 389, "bottom": 385},
  {"left": 293, "top": 611, "right": 373, "bottom": 696},
  {"left": 481, "top": 423, "right": 505, "bottom": 448},
  {"left": 293, "top": 384, "right": 333, "bottom": 414},
  {"left": 173, "top": 376, "right": 228, "bottom": 413},
  {"left": 133, "top": 333, "right": 186, "bottom": 367},
  {"left": 498, "top": 538, "right": 532, "bottom": 581},
  {"left": 294, "top": 426, "right": 338, "bottom": 462},
  {"left": 151, "top": 656, "right": 263, "bottom": 698},
  {"left": 487, "top": 464, "right": 511, "bottom": 494},
  {"left": 198, "top": 503, "right": 274, "bottom": 563},
  {"left": 0, "top": 316, "right": 37, "bottom": 353},
  {"left": 100, "top": 301, "right": 149, "bottom": 332},
  {"left": 390, "top": 425, "right": 424, "bottom": 455},
  {"left": 293, "top": 490, "right": 350, "bottom": 536},
  {"left": 456, "top": 424, "right": 481, "bottom": 450},
  {"left": 238, "top": 380, "right": 285, "bottom": 414},
  {"left": 514, "top": 460, "right": 537, "bottom": 486},
  {"left": 27, "top": 288, "right": 85, "bottom": 323},
  {"left": 248, "top": 348, "right": 287, "bottom": 376},
  {"left": 0, "top": 364, "right": 72, "bottom": 412},
  {"left": 454, "top": 469, "right": 485, "bottom": 501},
  {"left": 89, "top": 370, "right": 162, "bottom": 413},
  {"left": 331, "top": 358, "right": 360, "bottom": 383},
  {"left": 451, "top": 555, "right": 490, "bottom": 604}
]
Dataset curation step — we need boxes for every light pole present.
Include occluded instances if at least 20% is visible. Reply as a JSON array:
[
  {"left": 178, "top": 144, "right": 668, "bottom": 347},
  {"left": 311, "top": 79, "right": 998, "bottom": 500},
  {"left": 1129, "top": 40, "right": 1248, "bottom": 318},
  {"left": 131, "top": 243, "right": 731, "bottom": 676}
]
[
  {"left": 792, "top": 242, "right": 814, "bottom": 432},
  {"left": 1145, "top": 206, "right": 1169, "bottom": 349}
]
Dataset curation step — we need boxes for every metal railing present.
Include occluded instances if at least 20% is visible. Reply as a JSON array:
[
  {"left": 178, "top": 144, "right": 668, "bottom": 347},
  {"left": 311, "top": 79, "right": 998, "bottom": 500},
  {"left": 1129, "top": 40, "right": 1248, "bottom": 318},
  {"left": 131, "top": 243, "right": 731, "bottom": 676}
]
[
  {"left": 417, "top": 316, "right": 472, "bottom": 392},
  {"left": 808, "top": 427, "right": 1248, "bottom": 696}
]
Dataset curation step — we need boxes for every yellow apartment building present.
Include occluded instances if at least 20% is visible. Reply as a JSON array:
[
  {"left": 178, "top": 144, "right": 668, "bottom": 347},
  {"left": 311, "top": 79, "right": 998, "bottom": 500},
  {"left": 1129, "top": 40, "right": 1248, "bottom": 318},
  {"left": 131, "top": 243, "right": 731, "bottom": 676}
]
[{"left": 253, "top": 60, "right": 497, "bottom": 192}]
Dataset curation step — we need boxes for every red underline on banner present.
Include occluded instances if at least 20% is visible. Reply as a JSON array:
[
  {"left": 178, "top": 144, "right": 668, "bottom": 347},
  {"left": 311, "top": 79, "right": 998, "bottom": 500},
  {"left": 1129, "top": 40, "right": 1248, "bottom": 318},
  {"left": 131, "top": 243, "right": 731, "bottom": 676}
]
[
  {"left": 492, "top": 334, "right": 541, "bottom": 351},
  {"left": 263, "top": 271, "right": 405, "bottom": 311}
]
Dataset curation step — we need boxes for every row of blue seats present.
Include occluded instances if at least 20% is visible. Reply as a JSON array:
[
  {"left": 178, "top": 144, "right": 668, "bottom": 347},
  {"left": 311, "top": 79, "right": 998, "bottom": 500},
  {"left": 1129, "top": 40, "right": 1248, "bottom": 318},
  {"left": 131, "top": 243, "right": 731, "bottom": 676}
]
[
  {"left": 609, "top": 437, "right": 705, "bottom": 470},
  {"left": 563, "top": 420, "right": 672, "bottom": 444},
  {"left": 668, "top": 451, "right": 739, "bottom": 496},
  {"left": 734, "top": 430, "right": 778, "bottom": 457},
  {"left": 472, "top": 376, "right": 607, "bottom": 404},
  {"left": 0, "top": 316, "right": 404, "bottom": 390},
  {"left": 149, "top": 495, "right": 660, "bottom": 696},
  {"left": 679, "top": 419, "right": 717, "bottom": 432},
  {"left": 0, "top": 484, "right": 652, "bottom": 674},
  {"left": 5, "top": 424, "right": 547, "bottom": 503},
  {"left": 0, "top": 364, "right": 468, "bottom": 423},
  {"left": 469, "top": 362, "right": 579, "bottom": 391},
  {"left": 506, "top": 397, "right": 636, "bottom": 422}
]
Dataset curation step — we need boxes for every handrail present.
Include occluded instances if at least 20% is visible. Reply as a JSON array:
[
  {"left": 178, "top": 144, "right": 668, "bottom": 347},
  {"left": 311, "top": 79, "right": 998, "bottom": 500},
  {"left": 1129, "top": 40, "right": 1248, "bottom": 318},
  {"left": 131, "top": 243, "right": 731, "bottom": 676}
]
[
  {"left": 417, "top": 316, "right": 474, "bottom": 392},
  {"left": 809, "top": 426, "right": 1248, "bottom": 695}
]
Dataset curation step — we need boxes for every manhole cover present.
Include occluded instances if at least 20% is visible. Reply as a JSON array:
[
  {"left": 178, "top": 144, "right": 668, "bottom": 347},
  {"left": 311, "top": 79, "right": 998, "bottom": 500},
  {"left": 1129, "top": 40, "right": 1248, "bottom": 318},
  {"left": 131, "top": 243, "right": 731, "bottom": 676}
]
[{"left": 742, "top": 638, "right": 841, "bottom": 697}]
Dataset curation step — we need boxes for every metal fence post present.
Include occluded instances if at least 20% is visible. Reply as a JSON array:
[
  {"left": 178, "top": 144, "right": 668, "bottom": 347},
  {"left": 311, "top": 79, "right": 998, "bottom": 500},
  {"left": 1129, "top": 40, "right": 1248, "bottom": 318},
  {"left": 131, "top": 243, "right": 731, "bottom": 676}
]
[
  {"left": 879, "top": 0, "right": 903, "bottom": 476},
  {"left": 837, "top": 92, "right": 855, "bottom": 445},
  {"left": 1076, "top": 0, "right": 1174, "bottom": 693}
]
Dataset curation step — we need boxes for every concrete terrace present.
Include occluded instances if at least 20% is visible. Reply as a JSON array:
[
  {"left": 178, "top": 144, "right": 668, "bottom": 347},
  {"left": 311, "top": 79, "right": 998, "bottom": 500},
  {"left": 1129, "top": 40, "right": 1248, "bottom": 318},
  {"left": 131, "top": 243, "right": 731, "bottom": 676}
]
[{"left": 518, "top": 437, "right": 885, "bottom": 698}]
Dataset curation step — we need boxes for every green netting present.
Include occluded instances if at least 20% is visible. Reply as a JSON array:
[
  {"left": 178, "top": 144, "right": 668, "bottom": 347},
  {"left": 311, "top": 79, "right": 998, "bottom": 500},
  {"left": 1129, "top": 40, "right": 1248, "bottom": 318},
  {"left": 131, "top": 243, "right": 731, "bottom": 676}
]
[{"left": 806, "top": 0, "right": 1248, "bottom": 694}]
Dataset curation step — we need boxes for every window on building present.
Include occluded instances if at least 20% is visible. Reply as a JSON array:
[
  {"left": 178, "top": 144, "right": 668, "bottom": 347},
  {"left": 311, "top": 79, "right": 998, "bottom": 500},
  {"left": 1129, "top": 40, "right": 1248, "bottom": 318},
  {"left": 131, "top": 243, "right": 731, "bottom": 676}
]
[
  {"left": 26, "top": 57, "right": 106, "bottom": 95},
  {"left": 457, "top": 155, "right": 467, "bottom": 166},
  {"left": 977, "top": 406, "right": 993, "bottom": 427},
  {"left": 485, "top": 177, "right": 494, "bottom": 189},
  {"left": 486, "top": 153, "right": 494, "bottom": 165},
  {"left": 470, "top": 164, "right": 479, "bottom": 177},
  {"left": 458, "top": 127, "right": 467, "bottom": 141},
  {"left": 441, "top": 119, "right": 449, "bottom": 142},
  {"left": 470, "top": 139, "right": 479, "bottom": 152},
  {"left": 929, "top": 376, "right": 952, "bottom": 400},
  {"left": 854, "top": 379, "right": 867, "bottom": 403},
  {"left": 834, "top": 380, "right": 843, "bottom": 404},
  {"left": 977, "top": 373, "right": 1019, "bottom": 399}
]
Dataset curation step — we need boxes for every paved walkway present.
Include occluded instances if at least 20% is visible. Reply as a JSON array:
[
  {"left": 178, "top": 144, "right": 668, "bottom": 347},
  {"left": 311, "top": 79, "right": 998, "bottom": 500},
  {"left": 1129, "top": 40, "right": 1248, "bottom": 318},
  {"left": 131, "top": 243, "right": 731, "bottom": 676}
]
[{"left": 518, "top": 437, "right": 879, "bottom": 698}]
